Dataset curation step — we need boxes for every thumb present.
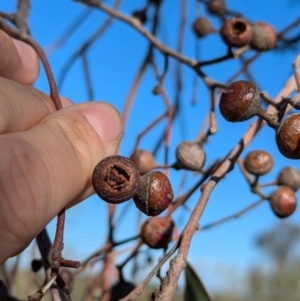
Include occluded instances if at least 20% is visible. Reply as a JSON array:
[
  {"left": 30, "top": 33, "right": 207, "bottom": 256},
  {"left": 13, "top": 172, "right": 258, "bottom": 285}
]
[{"left": 0, "top": 102, "right": 122, "bottom": 263}]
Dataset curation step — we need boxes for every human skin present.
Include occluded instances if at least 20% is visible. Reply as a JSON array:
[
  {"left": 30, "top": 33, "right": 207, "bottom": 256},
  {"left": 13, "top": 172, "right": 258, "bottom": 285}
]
[{"left": 0, "top": 30, "right": 123, "bottom": 263}]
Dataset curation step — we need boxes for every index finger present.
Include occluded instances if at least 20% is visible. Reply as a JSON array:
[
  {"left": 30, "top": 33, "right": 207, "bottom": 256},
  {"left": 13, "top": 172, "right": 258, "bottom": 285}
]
[{"left": 0, "top": 30, "right": 39, "bottom": 85}]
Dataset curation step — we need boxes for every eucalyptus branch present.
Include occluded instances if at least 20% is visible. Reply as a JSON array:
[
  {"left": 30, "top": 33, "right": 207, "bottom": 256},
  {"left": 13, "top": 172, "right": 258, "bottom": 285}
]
[
  {"left": 152, "top": 73, "right": 298, "bottom": 301},
  {"left": 75, "top": 0, "right": 198, "bottom": 67}
]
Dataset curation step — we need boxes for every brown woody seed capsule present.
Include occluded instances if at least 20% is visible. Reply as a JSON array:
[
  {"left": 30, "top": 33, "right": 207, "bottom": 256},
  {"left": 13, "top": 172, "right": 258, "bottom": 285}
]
[
  {"left": 130, "top": 149, "right": 157, "bottom": 175},
  {"left": 192, "top": 17, "right": 215, "bottom": 38},
  {"left": 207, "top": 0, "right": 226, "bottom": 16},
  {"left": 244, "top": 150, "right": 274, "bottom": 176},
  {"left": 276, "top": 114, "right": 300, "bottom": 159},
  {"left": 140, "top": 217, "right": 174, "bottom": 249},
  {"left": 277, "top": 167, "right": 300, "bottom": 192},
  {"left": 270, "top": 185, "right": 297, "bottom": 218},
  {"left": 220, "top": 17, "right": 252, "bottom": 47},
  {"left": 133, "top": 171, "right": 173, "bottom": 216},
  {"left": 176, "top": 141, "right": 206, "bottom": 171},
  {"left": 219, "top": 80, "right": 261, "bottom": 122},
  {"left": 250, "top": 22, "right": 277, "bottom": 51},
  {"left": 109, "top": 280, "right": 135, "bottom": 301},
  {"left": 92, "top": 156, "right": 140, "bottom": 204}
]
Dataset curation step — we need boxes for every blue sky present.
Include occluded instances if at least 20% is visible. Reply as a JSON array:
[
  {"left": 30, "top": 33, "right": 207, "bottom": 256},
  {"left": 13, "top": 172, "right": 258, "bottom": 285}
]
[{"left": 2, "top": 0, "right": 300, "bottom": 293}]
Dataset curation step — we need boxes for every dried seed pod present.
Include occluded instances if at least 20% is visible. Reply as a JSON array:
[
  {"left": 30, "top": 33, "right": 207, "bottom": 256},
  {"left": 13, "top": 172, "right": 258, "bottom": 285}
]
[
  {"left": 270, "top": 185, "right": 297, "bottom": 218},
  {"left": 176, "top": 141, "right": 206, "bottom": 171},
  {"left": 92, "top": 156, "right": 140, "bottom": 204},
  {"left": 207, "top": 0, "right": 226, "bottom": 16},
  {"left": 277, "top": 167, "right": 300, "bottom": 192},
  {"left": 219, "top": 80, "right": 261, "bottom": 122},
  {"left": 130, "top": 149, "right": 157, "bottom": 175},
  {"left": 250, "top": 22, "right": 276, "bottom": 51},
  {"left": 220, "top": 17, "right": 252, "bottom": 47},
  {"left": 140, "top": 217, "right": 174, "bottom": 249},
  {"left": 276, "top": 114, "right": 300, "bottom": 159},
  {"left": 133, "top": 171, "right": 173, "bottom": 216},
  {"left": 192, "top": 17, "right": 215, "bottom": 38},
  {"left": 109, "top": 280, "right": 135, "bottom": 301},
  {"left": 244, "top": 150, "right": 274, "bottom": 176},
  {"left": 0, "top": 280, "right": 8, "bottom": 301},
  {"left": 132, "top": 10, "right": 147, "bottom": 24}
]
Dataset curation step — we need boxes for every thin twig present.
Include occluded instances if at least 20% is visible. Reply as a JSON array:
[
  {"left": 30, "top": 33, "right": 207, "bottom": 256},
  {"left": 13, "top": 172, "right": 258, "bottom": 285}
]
[
  {"left": 80, "top": 52, "right": 94, "bottom": 100},
  {"left": 15, "top": 0, "right": 30, "bottom": 33},
  {"left": 0, "top": 17, "right": 62, "bottom": 110},
  {"left": 200, "top": 199, "right": 265, "bottom": 230},
  {"left": 122, "top": 0, "right": 163, "bottom": 132},
  {"left": 28, "top": 275, "right": 57, "bottom": 301},
  {"left": 58, "top": 0, "right": 122, "bottom": 91},
  {"left": 75, "top": 0, "right": 198, "bottom": 67},
  {"left": 119, "top": 241, "right": 180, "bottom": 301},
  {"left": 45, "top": 8, "right": 92, "bottom": 55},
  {"left": 132, "top": 111, "right": 168, "bottom": 152},
  {"left": 293, "top": 53, "right": 300, "bottom": 91}
]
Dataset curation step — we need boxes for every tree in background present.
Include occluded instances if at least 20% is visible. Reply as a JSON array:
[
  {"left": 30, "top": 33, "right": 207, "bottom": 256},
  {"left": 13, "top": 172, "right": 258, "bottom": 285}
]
[
  {"left": 246, "top": 222, "right": 300, "bottom": 301},
  {"left": 0, "top": 0, "right": 300, "bottom": 301},
  {"left": 212, "top": 222, "right": 300, "bottom": 301}
]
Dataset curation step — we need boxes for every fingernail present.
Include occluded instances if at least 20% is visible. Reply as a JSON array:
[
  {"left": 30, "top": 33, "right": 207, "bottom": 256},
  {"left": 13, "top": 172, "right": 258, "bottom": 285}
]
[
  {"left": 83, "top": 103, "right": 122, "bottom": 143},
  {"left": 60, "top": 96, "right": 73, "bottom": 108},
  {"left": 12, "top": 39, "right": 39, "bottom": 78}
]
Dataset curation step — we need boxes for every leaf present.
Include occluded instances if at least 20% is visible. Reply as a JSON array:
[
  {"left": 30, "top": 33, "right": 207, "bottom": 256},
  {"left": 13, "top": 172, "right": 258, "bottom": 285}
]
[{"left": 184, "top": 261, "right": 213, "bottom": 301}]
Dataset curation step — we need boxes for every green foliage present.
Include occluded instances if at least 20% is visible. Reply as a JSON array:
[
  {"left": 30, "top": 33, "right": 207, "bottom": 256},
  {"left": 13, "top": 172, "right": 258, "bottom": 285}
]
[{"left": 184, "top": 262, "right": 212, "bottom": 301}]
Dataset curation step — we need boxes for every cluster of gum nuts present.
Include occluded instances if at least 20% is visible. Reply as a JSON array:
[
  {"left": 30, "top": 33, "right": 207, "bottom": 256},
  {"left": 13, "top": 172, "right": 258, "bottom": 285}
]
[
  {"left": 219, "top": 79, "right": 300, "bottom": 217},
  {"left": 92, "top": 154, "right": 176, "bottom": 250},
  {"left": 133, "top": 0, "right": 277, "bottom": 53},
  {"left": 92, "top": 153, "right": 176, "bottom": 301},
  {"left": 219, "top": 80, "right": 300, "bottom": 160},
  {"left": 192, "top": 0, "right": 277, "bottom": 52},
  {"left": 91, "top": 133, "right": 207, "bottom": 250},
  {"left": 244, "top": 149, "right": 299, "bottom": 218}
]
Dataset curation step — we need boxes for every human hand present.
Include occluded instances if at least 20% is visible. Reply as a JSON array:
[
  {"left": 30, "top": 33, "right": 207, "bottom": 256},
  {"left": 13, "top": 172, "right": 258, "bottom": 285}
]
[{"left": 0, "top": 30, "right": 123, "bottom": 263}]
